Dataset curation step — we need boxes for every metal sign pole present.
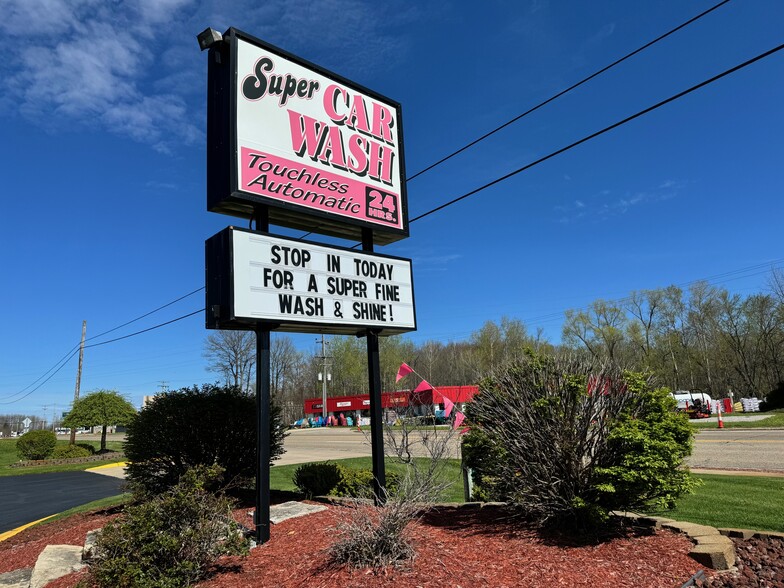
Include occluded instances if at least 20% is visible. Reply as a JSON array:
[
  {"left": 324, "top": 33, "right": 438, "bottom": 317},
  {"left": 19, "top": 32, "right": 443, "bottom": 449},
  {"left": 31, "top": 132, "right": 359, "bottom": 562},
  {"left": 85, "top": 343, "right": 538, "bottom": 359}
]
[
  {"left": 255, "top": 326, "right": 271, "bottom": 544},
  {"left": 254, "top": 206, "right": 272, "bottom": 545},
  {"left": 363, "top": 229, "right": 386, "bottom": 505}
]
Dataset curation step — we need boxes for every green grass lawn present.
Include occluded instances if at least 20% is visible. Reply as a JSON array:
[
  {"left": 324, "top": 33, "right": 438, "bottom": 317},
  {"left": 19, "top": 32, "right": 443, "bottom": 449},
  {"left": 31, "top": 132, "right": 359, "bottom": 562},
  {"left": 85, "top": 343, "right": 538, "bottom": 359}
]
[
  {"left": 270, "top": 456, "right": 465, "bottom": 503},
  {"left": 0, "top": 438, "right": 125, "bottom": 477},
  {"left": 690, "top": 412, "right": 784, "bottom": 429},
  {"left": 649, "top": 474, "right": 784, "bottom": 532}
]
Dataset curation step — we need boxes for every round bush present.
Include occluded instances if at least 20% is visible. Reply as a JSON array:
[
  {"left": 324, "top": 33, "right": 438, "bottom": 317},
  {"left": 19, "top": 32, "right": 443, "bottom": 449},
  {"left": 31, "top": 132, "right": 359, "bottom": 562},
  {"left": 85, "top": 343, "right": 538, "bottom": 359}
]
[
  {"left": 16, "top": 430, "right": 57, "bottom": 460},
  {"left": 124, "top": 384, "right": 286, "bottom": 493},
  {"left": 76, "top": 442, "right": 96, "bottom": 455},
  {"left": 293, "top": 462, "right": 343, "bottom": 497},
  {"left": 52, "top": 444, "right": 92, "bottom": 459}
]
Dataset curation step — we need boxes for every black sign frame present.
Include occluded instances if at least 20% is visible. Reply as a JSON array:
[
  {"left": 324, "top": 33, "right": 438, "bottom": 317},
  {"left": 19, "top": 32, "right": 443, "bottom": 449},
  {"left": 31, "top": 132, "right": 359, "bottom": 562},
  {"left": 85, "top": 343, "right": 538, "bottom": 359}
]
[
  {"left": 206, "top": 28, "right": 410, "bottom": 246},
  {"left": 205, "top": 226, "right": 417, "bottom": 336}
]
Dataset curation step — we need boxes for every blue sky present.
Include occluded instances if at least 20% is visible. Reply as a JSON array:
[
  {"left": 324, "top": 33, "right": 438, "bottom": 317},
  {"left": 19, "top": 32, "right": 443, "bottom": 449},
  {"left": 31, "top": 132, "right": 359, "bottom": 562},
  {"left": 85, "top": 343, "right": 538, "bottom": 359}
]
[{"left": 1, "top": 0, "right": 783, "bottom": 417}]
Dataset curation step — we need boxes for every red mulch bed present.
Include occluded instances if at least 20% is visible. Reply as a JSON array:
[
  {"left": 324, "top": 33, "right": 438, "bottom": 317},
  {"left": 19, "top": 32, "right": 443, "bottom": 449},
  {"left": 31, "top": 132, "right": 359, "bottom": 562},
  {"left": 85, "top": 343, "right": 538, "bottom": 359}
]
[{"left": 1, "top": 503, "right": 707, "bottom": 588}]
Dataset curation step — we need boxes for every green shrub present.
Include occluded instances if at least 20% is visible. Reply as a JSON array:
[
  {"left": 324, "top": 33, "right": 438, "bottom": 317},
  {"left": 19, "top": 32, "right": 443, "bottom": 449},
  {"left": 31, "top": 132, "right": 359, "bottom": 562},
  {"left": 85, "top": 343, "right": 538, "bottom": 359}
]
[
  {"left": 293, "top": 462, "right": 401, "bottom": 499},
  {"left": 463, "top": 352, "right": 696, "bottom": 532},
  {"left": 52, "top": 444, "right": 92, "bottom": 459},
  {"left": 293, "top": 462, "right": 342, "bottom": 497},
  {"left": 124, "top": 384, "right": 286, "bottom": 493},
  {"left": 90, "top": 465, "right": 248, "bottom": 588},
  {"left": 76, "top": 442, "right": 96, "bottom": 454},
  {"left": 16, "top": 430, "right": 57, "bottom": 460},
  {"left": 334, "top": 468, "right": 401, "bottom": 499},
  {"left": 590, "top": 375, "right": 696, "bottom": 513}
]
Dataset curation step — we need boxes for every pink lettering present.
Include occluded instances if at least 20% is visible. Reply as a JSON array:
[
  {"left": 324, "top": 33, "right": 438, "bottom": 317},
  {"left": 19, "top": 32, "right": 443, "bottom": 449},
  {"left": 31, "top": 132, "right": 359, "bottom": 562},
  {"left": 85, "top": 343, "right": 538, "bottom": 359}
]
[
  {"left": 371, "top": 102, "right": 394, "bottom": 144},
  {"left": 323, "top": 84, "right": 348, "bottom": 124},
  {"left": 288, "top": 110, "right": 327, "bottom": 159}
]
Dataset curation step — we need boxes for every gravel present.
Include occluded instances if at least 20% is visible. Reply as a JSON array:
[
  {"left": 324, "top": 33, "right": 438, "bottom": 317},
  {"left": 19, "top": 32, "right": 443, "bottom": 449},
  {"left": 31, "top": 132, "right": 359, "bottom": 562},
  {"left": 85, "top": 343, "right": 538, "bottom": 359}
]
[{"left": 704, "top": 536, "right": 784, "bottom": 587}]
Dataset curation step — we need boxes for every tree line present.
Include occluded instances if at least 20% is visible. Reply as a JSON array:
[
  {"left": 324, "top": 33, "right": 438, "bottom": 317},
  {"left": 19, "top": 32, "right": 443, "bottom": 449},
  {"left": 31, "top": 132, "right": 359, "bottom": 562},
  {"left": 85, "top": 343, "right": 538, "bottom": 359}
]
[{"left": 203, "top": 270, "right": 784, "bottom": 421}]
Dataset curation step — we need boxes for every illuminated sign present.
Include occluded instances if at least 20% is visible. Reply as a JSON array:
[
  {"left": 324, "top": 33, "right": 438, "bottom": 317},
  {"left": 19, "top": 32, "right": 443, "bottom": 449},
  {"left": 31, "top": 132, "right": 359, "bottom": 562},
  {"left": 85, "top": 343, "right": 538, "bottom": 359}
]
[{"left": 206, "top": 28, "right": 408, "bottom": 245}]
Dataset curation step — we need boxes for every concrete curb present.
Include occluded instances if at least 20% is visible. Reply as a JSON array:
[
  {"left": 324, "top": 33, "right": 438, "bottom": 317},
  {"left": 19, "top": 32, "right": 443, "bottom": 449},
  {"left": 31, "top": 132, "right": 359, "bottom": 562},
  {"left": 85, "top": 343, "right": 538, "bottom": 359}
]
[{"left": 612, "top": 512, "right": 737, "bottom": 570}]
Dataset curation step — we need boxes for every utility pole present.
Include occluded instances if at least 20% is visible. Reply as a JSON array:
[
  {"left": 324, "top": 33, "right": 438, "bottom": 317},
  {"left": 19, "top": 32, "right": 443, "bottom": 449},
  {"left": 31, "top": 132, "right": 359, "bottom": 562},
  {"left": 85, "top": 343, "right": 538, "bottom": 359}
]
[{"left": 70, "top": 320, "right": 87, "bottom": 445}]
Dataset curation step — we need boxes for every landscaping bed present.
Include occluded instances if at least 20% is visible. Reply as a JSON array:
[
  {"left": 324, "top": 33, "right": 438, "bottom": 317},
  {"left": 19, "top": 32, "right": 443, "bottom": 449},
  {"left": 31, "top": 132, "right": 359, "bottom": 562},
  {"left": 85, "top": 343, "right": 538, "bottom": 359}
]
[
  {"left": 10, "top": 452, "right": 124, "bottom": 468},
  {"left": 3, "top": 503, "right": 707, "bottom": 588},
  {"left": 8, "top": 501, "right": 784, "bottom": 587}
]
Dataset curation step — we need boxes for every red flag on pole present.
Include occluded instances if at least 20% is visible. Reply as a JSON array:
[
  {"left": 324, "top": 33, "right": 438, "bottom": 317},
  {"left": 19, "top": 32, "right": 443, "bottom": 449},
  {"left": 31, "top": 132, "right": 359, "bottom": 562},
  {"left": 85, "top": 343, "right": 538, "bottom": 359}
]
[
  {"left": 453, "top": 411, "right": 465, "bottom": 430},
  {"left": 396, "top": 362, "right": 414, "bottom": 382},
  {"left": 413, "top": 379, "right": 433, "bottom": 394},
  {"left": 442, "top": 396, "right": 455, "bottom": 418},
  {"left": 459, "top": 427, "right": 471, "bottom": 435}
]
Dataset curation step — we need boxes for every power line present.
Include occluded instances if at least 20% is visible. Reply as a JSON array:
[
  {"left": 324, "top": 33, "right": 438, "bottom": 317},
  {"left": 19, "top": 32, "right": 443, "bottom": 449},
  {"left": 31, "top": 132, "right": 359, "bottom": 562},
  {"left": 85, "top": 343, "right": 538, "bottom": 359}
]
[
  {"left": 0, "top": 346, "right": 82, "bottom": 401},
  {"left": 0, "top": 348, "right": 80, "bottom": 405},
  {"left": 85, "top": 287, "right": 204, "bottom": 344},
  {"left": 0, "top": 309, "right": 204, "bottom": 406},
  {"left": 1, "top": 289, "right": 205, "bottom": 404},
  {"left": 410, "top": 41, "right": 784, "bottom": 223},
  {"left": 84, "top": 309, "right": 204, "bottom": 349},
  {"left": 296, "top": 1, "right": 732, "bottom": 242},
  {"left": 406, "top": 0, "right": 732, "bottom": 182}
]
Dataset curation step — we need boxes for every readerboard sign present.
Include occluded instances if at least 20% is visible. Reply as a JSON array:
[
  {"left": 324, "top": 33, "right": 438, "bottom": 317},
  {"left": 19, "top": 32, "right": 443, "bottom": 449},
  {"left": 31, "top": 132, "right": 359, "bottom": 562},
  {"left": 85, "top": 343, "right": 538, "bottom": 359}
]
[
  {"left": 207, "top": 28, "right": 408, "bottom": 246},
  {"left": 206, "top": 228, "right": 416, "bottom": 335}
]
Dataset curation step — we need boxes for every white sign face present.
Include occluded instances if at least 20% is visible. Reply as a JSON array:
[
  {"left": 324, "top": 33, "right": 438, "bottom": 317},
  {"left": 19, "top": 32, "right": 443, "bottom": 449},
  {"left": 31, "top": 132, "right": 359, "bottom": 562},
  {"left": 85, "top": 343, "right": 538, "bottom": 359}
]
[
  {"left": 231, "top": 230, "right": 415, "bottom": 333},
  {"left": 234, "top": 35, "right": 406, "bottom": 234}
]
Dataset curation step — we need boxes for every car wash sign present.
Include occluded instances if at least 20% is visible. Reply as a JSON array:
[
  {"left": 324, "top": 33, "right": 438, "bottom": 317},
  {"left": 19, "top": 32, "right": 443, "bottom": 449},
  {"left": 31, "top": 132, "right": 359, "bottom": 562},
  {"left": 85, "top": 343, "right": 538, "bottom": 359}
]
[
  {"left": 206, "top": 228, "right": 416, "bottom": 335},
  {"left": 207, "top": 28, "right": 408, "bottom": 245}
]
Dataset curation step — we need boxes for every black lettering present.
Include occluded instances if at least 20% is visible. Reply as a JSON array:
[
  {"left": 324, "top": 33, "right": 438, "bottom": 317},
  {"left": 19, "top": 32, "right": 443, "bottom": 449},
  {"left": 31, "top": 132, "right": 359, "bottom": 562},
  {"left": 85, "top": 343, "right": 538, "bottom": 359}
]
[{"left": 242, "top": 57, "right": 273, "bottom": 100}]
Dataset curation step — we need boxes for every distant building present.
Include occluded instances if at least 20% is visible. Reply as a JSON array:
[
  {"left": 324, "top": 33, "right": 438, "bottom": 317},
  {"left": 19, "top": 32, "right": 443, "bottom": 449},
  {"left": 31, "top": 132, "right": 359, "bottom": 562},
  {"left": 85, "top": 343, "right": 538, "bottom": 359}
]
[{"left": 303, "top": 385, "right": 479, "bottom": 419}]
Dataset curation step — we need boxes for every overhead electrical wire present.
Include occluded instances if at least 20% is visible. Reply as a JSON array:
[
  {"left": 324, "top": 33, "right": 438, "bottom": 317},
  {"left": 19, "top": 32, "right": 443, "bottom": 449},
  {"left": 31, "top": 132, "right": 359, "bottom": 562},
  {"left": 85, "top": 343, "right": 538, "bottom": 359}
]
[
  {"left": 84, "top": 309, "right": 205, "bottom": 349},
  {"left": 410, "top": 41, "right": 784, "bottom": 223},
  {"left": 0, "top": 348, "right": 80, "bottom": 405},
  {"left": 84, "top": 287, "right": 204, "bottom": 344},
  {"left": 0, "top": 309, "right": 205, "bottom": 406},
  {"left": 298, "top": 0, "right": 732, "bottom": 241},
  {"left": 0, "top": 289, "right": 205, "bottom": 403},
  {"left": 405, "top": 0, "right": 732, "bottom": 181}
]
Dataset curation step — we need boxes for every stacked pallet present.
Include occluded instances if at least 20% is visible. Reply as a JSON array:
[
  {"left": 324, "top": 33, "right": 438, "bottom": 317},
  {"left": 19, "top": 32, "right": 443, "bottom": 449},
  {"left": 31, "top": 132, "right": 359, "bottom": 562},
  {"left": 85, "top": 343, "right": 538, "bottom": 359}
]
[{"left": 740, "top": 397, "right": 761, "bottom": 412}]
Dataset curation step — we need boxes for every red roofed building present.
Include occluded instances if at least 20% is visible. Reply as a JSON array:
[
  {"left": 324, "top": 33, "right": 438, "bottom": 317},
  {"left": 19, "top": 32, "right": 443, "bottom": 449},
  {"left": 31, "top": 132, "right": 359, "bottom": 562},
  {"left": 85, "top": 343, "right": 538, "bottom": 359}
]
[{"left": 303, "top": 385, "right": 479, "bottom": 419}]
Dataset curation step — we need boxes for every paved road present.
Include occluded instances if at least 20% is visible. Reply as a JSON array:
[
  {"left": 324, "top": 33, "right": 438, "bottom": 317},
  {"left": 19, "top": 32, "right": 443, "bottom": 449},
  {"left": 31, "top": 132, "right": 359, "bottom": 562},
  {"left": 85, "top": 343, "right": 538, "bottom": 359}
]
[
  {"left": 279, "top": 427, "right": 784, "bottom": 472},
  {"left": 0, "top": 471, "right": 125, "bottom": 534},
  {"left": 689, "top": 428, "right": 784, "bottom": 472}
]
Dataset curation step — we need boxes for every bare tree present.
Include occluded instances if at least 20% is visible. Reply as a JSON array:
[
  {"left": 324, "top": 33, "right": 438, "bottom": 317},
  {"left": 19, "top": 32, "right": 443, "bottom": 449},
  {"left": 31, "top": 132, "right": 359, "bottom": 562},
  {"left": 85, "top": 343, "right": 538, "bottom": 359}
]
[
  {"left": 203, "top": 331, "right": 255, "bottom": 392},
  {"left": 270, "top": 334, "right": 306, "bottom": 424}
]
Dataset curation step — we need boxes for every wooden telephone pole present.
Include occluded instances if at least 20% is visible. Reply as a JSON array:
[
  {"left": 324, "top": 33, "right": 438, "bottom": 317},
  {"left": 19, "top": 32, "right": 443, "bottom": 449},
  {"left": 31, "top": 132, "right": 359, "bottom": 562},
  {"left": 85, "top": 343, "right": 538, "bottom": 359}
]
[{"left": 69, "top": 320, "right": 87, "bottom": 445}]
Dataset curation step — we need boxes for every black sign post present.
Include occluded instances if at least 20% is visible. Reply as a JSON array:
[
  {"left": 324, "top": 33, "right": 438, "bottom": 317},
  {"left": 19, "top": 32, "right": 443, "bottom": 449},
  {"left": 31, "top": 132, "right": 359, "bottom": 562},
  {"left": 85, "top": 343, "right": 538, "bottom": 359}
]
[
  {"left": 363, "top": 229, "right": 386, "bottom": 504},
  {"left": 255, "top": 326, "right": 271, "bottom": 544},
  {"left": 254, "top": 206, "right": 272, "bottom": 545}
]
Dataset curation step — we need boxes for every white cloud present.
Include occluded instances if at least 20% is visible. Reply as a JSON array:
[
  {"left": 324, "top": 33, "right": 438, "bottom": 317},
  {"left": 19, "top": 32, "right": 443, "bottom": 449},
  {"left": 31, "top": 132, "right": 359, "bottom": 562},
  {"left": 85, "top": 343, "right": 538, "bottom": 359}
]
[
  {"left": 0, "top": 0, "right": 410, "bottom": 153},
  {"left": 556, "top": 180, "right": 686, "bottom": 223}
]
